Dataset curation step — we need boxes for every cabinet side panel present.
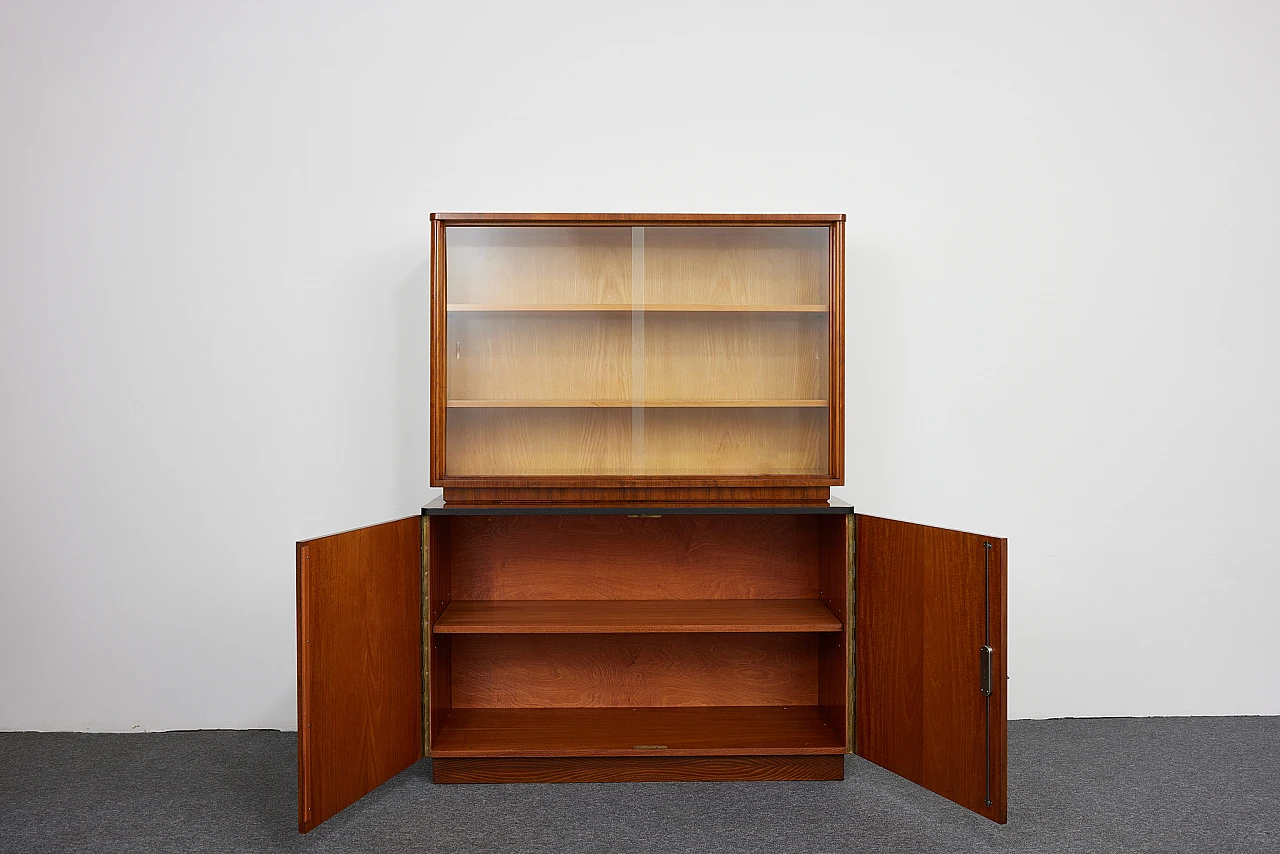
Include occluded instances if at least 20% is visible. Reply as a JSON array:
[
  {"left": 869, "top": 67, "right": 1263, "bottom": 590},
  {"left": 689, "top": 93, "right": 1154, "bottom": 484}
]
[
  {"left": 428, "top": 517, "right": 453, "bottom": 748},
  {"left": 816, "top": 515, "right": 848, "bottom": 747},
  {"left": 296, "top": 517, "right": 422, "bottom": 832}
]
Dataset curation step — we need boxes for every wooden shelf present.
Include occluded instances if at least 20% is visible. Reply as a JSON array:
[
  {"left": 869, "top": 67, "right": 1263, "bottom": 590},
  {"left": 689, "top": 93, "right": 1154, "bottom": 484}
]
[
  {"left": 448, "top": 303, "right": 828, "bottom": 313},
  {"left": 447, "top": 399, "right": 828, "bottom": 408},
  {"left": 430, "top": 706, "right": 845, "bottom": 757},
  {"left": 434, "top": 599, "right": 843, "bottom": 634}
]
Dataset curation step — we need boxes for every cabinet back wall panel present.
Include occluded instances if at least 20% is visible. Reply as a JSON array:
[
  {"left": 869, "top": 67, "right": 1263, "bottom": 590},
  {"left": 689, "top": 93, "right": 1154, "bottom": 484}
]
[
  {"left": 446, "top": 409, "right": 632, "bottom": 476},
  {"left": 643, "top": 314, "right": 827, "bottom": 401},
  {"left": 450, "top": 633, "right": 818, "bottom": 708},
  {"left": 447, "top": 226, "right": 633, "bottom": 305},
  {"left": 448, "top": 314, "right": 632, "bottom": 401},
  {"left": 642, "top": 227, "right": 829, "bottom": 305},
  {"left": 643, "top": 408, "right": 827, "bottom": 475},
  {"left": 449, "top": 514, "right": 820, "bottom": 600}
]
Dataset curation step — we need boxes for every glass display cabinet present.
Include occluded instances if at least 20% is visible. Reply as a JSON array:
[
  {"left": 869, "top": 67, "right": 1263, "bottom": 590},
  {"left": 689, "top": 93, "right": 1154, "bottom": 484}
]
[
  {"left": 295, "top": 213, "right": 1008, "bottom": 834},
  {"left": 432, "top": 213, "right": 844, "bottom": 502}
]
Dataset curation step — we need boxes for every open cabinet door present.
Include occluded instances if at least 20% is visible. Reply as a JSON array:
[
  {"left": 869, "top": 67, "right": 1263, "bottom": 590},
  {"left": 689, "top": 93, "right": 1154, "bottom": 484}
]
[
  {"left": 296, "top": 517, "right": 423, "bottom": 832},
  {"left": 855, "top": 515, "right": 1007, "bottom": 823}
]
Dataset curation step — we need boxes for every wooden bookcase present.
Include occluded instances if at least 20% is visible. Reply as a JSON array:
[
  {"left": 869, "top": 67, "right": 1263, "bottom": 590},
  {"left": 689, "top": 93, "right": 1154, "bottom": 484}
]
[
  {"left": 296, "top": 214, "right": 1008, "bottom": 833},
  {"left": 431, "top": 213, "right": 843, "bottom": 503}
]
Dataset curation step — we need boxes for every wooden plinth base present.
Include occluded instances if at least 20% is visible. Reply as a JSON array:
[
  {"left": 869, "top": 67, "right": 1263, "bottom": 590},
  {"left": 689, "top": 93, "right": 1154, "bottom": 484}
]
[{"left": 431, "top": 754, "right": 845, "bottom": 784}]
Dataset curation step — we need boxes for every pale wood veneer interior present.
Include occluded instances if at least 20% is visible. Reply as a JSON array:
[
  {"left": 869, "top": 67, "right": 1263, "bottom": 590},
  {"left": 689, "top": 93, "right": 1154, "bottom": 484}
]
[{"left": 444, "top": 225, "right": 831, "bottom": 477}]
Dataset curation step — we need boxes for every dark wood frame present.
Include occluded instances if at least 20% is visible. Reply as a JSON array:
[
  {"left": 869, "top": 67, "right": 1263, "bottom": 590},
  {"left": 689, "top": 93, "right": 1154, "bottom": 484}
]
[{"left": 429, "top": 213, "right": 846, "bottom": 504}]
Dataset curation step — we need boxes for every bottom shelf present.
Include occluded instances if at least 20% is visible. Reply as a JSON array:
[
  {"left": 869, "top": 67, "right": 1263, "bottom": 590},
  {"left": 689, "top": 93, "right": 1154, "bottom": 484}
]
[
  {"left": 430, "top": 706, "right": 845, "bottom": 758},
  {"left": 432, "top": 754, "right": 845, "bottom": 783}
]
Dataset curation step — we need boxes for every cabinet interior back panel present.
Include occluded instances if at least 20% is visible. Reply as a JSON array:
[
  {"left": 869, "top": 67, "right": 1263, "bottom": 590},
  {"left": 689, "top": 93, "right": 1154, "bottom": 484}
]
[
  {"left": 448, "top": 314, "right": 633, "bottom": 401},
  {"left": 642, "top": 408, "right": 827, "bottom": 475},
  {"left": 643, "top": 314, "right": 827, "bottom": 401},
  {"left": 446, "top": 405, "right": 827, "bottom": 477},
  {"left": 642, "top": 227, "right": 829, "bottom": 305},
  {"left": 449, "top": 514, "right": 820, "bottom": 601},
  {"left": 446, "top": 408, "right": 633, "bottom": 476},
  {"left": 450, "top": 633, "right": 819, "bottom": 708},
  {"left": 447, "top": 226, "right": 633, "bottom": 305}
]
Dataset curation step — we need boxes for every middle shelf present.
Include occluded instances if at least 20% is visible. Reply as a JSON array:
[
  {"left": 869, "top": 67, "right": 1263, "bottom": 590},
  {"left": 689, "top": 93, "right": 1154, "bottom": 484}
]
[
  {"left": 433, "top": 599, "right": 843, "bottom": 634},
  {"left": 446, "top": 399, "right": 828, "bottom": 408}
]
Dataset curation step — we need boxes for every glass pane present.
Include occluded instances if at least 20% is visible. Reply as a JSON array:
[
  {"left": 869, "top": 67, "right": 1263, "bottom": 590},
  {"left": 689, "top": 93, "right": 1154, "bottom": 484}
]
[
  {"left": 445, "top": 226, "right": 637, "bottom": 476},
  {"left": 443, "top": 224, "right": 830, "bottom": 477},
  {"left": 640, "top": 227, "right": 830, "bottom": 475}
]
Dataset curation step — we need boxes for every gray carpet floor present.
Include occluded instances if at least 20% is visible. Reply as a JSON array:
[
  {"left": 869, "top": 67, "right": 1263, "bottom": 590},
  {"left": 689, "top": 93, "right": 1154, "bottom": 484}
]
[{"left": 1, "top": 717, "right": 1277, "bottom": 853}]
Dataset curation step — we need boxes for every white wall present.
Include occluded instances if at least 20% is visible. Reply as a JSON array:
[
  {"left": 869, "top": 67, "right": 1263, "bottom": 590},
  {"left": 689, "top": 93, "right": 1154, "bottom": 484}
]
[{"left": 2, "top": 0, "right": 1278, "bottom": 731}]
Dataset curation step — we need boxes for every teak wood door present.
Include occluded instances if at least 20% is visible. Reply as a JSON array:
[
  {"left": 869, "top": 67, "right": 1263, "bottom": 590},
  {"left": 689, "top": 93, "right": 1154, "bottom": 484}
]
[
  {"left": 296, "top": 517, "right": 423, "bottom": 833},
  {"left": 854, "top": 515, "right": 1008, "bottom": 823}
]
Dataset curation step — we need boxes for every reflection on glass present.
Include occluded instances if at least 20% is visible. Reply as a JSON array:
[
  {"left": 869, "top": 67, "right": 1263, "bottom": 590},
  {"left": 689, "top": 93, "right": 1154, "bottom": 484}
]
[{"left": 445, "top": 226, "right": 830, "bottom": 476}]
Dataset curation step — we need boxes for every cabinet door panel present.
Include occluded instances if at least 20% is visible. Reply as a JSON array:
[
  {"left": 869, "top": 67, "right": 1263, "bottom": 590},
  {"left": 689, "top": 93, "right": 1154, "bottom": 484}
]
[
  {"left": 855, "top": 515, "right": 1007, "bottom": 823},
  {"left": 296, "top": 517, "right": 422, "bottom": 832}
]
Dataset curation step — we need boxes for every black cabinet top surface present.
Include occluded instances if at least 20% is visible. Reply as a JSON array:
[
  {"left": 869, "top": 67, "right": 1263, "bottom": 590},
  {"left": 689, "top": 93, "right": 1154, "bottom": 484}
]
[{"left": 421, "top": 497, "right": 854, "bottom": 516}]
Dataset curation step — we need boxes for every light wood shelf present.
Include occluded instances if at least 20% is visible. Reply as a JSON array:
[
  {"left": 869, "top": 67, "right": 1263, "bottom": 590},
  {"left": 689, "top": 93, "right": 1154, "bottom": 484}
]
[
  {"left": 446, "top": 399, "right": 828, "bottom": 408},
  {"left": 433, "top": 599, "right": 843, "bottom": 634},
  {"left": 448, "top": 303, "right": 828, "bottom": 313},
  {"left": 430, "top": 706, "right": 845, "bottom": 757}
]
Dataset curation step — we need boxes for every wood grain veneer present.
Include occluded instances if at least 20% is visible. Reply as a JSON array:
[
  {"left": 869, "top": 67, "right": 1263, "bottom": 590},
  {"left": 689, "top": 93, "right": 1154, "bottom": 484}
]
[
  {"left": 448, "top": 513, "right": 820, "bottom": 600},
  {"left": 430, "top": 706, "right": 845, "bottom": 757},
  {"left": 643, "top": 313, "right": 827, "bottom": 402},
  {"left": 855, "top": 515, "right": 1008, "bottom": 823},
  {"left": 447, "top": 313, "right": 632, "bottom": 402},
  {"left": 445, "top": 408, "right": 827, "bottom": 477},
  {"left": 642, "top": 226, "right": 829, "bottom": 306},
  {"left": 450, "top": 633, "right": 818, "bottom": 709},
  {"left": 432, "top": 755, "right": 844, "bottom": 783},
  {"left": 433, "top": 599, "right": 841, "bottom": 634},
  {"left": 446, "top": 408, "right": 633, "bottom": 476},
  {"left": 296, "top": 517, "right": 422, "bottom": 833},
  {"left": 643, "top": 408, "right": 827, "bottom": 475},
  {"left": 445, "top": 226, "right": 631, "bottom": 306}
]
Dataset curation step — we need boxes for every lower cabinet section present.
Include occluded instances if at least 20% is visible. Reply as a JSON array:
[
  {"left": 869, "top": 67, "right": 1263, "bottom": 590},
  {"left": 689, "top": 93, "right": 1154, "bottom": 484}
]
[
  {"left": 423, "top": 510, "right": 852, "bottom": 788},
  {"left": 432, "top": 755, "right": 846, "bottom": 784},
  {"left": 296, "top": 504, "right": 1007, "bottom": 831}
]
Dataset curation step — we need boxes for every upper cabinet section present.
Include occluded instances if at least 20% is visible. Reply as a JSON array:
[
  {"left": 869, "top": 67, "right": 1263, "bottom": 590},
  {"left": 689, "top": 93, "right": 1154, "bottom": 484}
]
[{"left": 431, "top": 214, "right": 845, "bottom": 503}]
